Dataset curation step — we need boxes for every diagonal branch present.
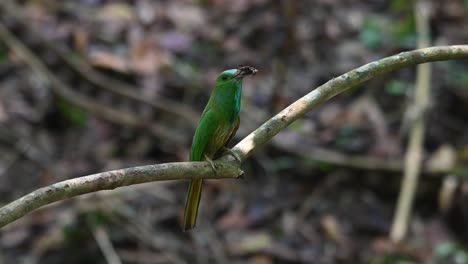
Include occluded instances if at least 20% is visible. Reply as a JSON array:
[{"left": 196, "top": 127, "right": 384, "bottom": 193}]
[
  {"left": 229, "top": 45, "right": 468, "bottom": 161},
  {"left": 1, "top": 45, "right": 468, "bottom": 229},
  {"left": 0, "top": 0, "right": 198, "bottom": 123},
  {"left": 0, "top": 23, "right": 188, "bottom": 144}
]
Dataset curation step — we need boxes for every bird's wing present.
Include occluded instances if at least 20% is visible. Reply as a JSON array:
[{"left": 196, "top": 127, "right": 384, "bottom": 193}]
[
  {"left": 224, "top": 116, "right": 240, "bottom": 147},
  {"left": 190, "top": 109, "right": 218, "bottom": 161}
]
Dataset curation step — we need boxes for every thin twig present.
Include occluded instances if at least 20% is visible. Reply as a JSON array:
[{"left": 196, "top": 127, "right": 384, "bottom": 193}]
[
  {"left": 272, "top": 135, "right": 468, "bottom": 176},
  {"left": 0, "top": 45, "right": 467, "bottom": 228},
  {"left": 0, "top": 23, "right": 187, "bottom": 144},
  {"left": 390, "top": 0, "right": 432, "bottom": 242},
  {"left": 0, "top": 0, "right": 198, "bottom": 123},
  {"left": 92, "top": 226, "right": 123, "bottom": 264}
]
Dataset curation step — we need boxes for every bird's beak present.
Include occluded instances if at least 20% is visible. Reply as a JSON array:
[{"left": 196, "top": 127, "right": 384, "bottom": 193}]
[{"left": 232, "top": 66, "right": 258, "bottom": 80}]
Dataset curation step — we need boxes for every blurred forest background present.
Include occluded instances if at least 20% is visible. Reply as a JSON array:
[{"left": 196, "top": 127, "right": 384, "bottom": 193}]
[{"left": 0, "top": 0, "right": 467, "bottom": 263}]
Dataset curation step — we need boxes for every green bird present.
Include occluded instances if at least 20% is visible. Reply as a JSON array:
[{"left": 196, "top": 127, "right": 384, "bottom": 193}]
[{"left": 184, "top": 66, "right": 257, "bottom": 230}]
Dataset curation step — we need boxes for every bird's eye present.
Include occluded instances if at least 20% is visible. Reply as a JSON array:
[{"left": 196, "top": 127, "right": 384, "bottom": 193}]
[{"left": 221, "top": 75, "right": 228, "bottom": 81}]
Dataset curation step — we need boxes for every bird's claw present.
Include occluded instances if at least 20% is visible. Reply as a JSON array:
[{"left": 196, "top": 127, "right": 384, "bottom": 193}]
[
  {"left": 204, "top": 155, "right": 218, "bottom": 176},
  {"left": 222, "top": 147, "right": 242, "bottom": 163}
]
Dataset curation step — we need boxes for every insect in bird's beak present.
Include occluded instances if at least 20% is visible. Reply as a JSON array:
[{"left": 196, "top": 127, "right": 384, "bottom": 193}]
[{"left": 232, "top": 66, "right": 258, "bottom": 79}]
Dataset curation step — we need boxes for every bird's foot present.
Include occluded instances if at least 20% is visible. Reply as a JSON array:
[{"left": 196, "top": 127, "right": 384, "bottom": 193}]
[
  {"left": 204, "top": 155, "right": 218, "bottom": 175},
  {"left": 222, "top": 147, "right": 242, "bottom": 163}
]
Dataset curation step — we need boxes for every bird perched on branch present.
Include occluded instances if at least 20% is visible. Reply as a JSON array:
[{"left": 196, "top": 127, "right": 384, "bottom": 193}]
[{"left": 183, "top": 66, "right": 258, "bottom": 230}]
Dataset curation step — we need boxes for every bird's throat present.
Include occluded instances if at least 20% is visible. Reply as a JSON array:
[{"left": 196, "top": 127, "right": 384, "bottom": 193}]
[{"left": 211, "top": 81, "right": 242, "bottom": 123}]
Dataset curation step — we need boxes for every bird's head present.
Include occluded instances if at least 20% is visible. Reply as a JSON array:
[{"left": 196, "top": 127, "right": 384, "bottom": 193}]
[{"left": 215, "top": 66, "right": 258, "bottom": 85}]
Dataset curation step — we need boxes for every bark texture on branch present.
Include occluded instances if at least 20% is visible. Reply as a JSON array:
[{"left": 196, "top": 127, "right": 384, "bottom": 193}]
[
  {"left": 0, "top": 161, "right": 243, "bottom": 227},
  {"left": 231, "top": 46, "right": 468, "bottom": 161},
  {"left": 1, "top": 45, "right": 468, "bottom": 229}
]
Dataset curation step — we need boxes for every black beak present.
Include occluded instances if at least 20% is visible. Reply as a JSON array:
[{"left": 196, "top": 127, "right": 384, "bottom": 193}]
[{"left": 233, "top": 66, "right": 258, "bottom": 79}]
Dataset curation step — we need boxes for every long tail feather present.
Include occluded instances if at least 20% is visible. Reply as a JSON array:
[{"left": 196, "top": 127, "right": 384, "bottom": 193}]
[{"left": 183, "top": 179, "right": 203, "bottom": 230}]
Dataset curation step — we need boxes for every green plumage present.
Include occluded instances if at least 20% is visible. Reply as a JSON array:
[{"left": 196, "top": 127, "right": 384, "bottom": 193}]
[{"left": 183, "top": 67, "right": 256, "bottom": 230}]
